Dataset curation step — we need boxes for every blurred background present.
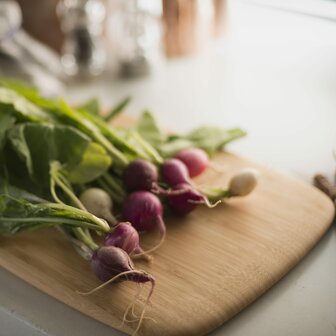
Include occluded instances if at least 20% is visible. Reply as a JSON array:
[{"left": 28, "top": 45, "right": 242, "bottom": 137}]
[
  {"left": 1, "top": 0, "right": 227, "bottom": 87},
  {"left": 1, "top": 0, "right": 336, "bottom": 178}
]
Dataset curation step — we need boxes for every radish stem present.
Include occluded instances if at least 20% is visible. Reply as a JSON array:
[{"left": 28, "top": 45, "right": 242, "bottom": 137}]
[
  {"left": 188, "top": 198, "right": 222, "bottom": 208},
  {"left": 73, "top": 228, "right": 98, "bottom": 251}
]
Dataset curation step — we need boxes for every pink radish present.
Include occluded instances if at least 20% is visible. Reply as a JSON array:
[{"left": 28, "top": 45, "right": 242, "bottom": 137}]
[{"left": 175, "top": 148, "right": 209, "bottom": 177}]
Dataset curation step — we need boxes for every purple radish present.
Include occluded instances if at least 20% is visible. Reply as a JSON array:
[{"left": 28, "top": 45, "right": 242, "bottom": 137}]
[
  {"left": 104, "top": 222, "right": 151, "bottom": 261},
  {"left": 161, "top": 158, "right": 190, "bottom": 187},
  {"left": 168, "top": 183, "right": 220, "bottom": 215},
  {"left": 122, "top": 191, "right": 166, "bottom": 254},
  {"left": 123, "top": 159, "right": 158, "bottom": 192},
  {"left": 123, "top": 159, "right": 187, "bottom": 197},
  {"left": 122, "top": 191, "right": 164, "bottom": 232},
  {"left": 167, "top": 183, "right": 203, "bottom": 215},
  {"left": 175, "top": 148, "right": 209, "bottom": 178},
  {"left": 90, "top": 246, "right": 154, "bottom": 284},
  {"left": 83, "top": 246, "right": 155, "bottom": 334},
  {"left": 104, "top": 222, "right": 141, "bottom": 254}
]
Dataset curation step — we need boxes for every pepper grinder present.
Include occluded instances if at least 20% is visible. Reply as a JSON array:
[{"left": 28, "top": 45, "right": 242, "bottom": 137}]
[{"left": 57, "top": 0, "right": 106, "bottom": 77}]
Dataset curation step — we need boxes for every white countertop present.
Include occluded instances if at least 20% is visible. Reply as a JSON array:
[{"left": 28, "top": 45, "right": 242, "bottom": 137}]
[{"left": 1, "top": 1, "right": 336, "bottom": 335}]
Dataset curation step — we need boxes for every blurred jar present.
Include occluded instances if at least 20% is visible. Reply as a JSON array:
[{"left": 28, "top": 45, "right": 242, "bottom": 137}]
[
  {"left": 212, "top": 0, "right": 228, "bottom": 37},
  {"left": 162, "top": 0, "right": 214, "bottom": 58},
  {"left": 106, "top": 0, "right": 162, "bottom": 77},
  {"left": 57, "top": 0, "right": 107, "bottom": 77}
]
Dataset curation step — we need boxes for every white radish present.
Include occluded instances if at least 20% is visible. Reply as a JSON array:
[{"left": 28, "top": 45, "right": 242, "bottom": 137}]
[
  {"left": 229, "top": 168, "right": 259, "bottom": 196},
  {"left": 79, "top": 188, "right": 116, "bottom": 226}
]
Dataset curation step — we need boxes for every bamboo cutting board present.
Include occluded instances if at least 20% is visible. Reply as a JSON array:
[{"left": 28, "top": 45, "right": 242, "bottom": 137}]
[{"left": 0, "top": 152, "right": 334, "bottom": 336}]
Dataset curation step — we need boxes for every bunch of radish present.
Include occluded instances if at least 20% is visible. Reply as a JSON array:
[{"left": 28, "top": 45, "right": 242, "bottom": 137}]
[
  {"left": 0, "top": 82, "right": 259, "bottom": 335},
  {"left": 74, "top": 148, "right": 259, "bottom": 334}
]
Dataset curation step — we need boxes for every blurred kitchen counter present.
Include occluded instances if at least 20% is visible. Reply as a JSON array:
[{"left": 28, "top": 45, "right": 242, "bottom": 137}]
[{"left": 1, "top": 1, "right": 336, "bottom": 336}]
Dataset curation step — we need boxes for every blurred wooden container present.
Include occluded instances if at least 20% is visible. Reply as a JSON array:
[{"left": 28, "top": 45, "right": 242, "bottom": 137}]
[
  {"left": 17, "top": 0, "right": 228, "bottom": 58},
  {"left": 16, "top": 0, "right": 63, "bottom": 53},
  {"left": 162, "top": 0, "right": 227, "bottom": 58}
]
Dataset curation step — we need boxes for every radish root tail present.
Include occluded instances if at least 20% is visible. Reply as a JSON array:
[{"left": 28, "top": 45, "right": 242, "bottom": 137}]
[
  {"left": 132, "top": 217, "right": 166, "bottom": 258},
  {"left": 131, "top": 278, "right": 155, "bottom": 336},
  {"left": 131, "top": 246, "right": 153, "bottom": 262},
  {"left": 76, "top": 270, "right": 147, "bottom": 296},
  {"left": 120, "top": 284, "right": 144, "bottom": 327}
]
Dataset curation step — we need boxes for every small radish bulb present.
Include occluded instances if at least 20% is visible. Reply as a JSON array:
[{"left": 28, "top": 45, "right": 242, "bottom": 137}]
[
  {"left": 104, "top": 222, "right": 141, "bottom": 254},
  {"left": 79, "top": 188, "right": 116, "bottom": 226},
  {"left": 123, "top": 159, "right": 158, "bottom": 192},
  {"left": 122, "top": 159, "right": 190, "bottom": 197},
  {"left": 91, "top": 246, "right": 154, "bottom": 284},
  {"left": 161, "top": 158, "right": 190, "bottom": 186},
  {"left": 175, "top": 148, "right": 209, "bottom": 178},
  {"left": 104, "top": 222, "right": 150, "bottom": 261},
  {"left": 229, "top": 168, "right": 259, "bottom": 196},
  {"left": 122, "top": 191, "right": 166, "bottom": 254},
  {"left": 122, "top": 191, "right": 164, "bottom": 232},
  {"left": 84, "top": 246, "right": 156, "bottom": 335}
]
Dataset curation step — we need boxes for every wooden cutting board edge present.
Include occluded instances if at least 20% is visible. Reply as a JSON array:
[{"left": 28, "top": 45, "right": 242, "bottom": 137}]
[
  {"left": 192, "top": 154, "right": 336, "bottom": 334},
  {"left": 0, "top": 152, "right": 335, "bottom": 336},
  {"left": 217, "top": 186, "right": 335, "bottom": 325}
]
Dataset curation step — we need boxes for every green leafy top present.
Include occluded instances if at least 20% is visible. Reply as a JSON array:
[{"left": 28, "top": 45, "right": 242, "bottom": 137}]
[
  {"left": 0, "top": 87, "right": 51, "bottom": 122},
  {"left": 136, "top": 111, "right": 246, "bottom": 157},
  {"left": 136, "top": 110, "right": 167, "bottom": 147},
  {"left": 77, "top": 98, "right": 100, "bottom": 116},
  {"left": 0, "top": 194, "right": 110, "bottom": 234},
  {"left": 0, "top": 110, "right": 15, "bottom": 151},
  {"left": 6, "top": 123, "right": 112, "bottom": 186}
]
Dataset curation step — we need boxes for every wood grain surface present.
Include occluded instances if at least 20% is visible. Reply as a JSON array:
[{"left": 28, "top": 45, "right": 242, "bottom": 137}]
[{"left": 0, "top": 152, "right": 334, "bottom": 336}]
